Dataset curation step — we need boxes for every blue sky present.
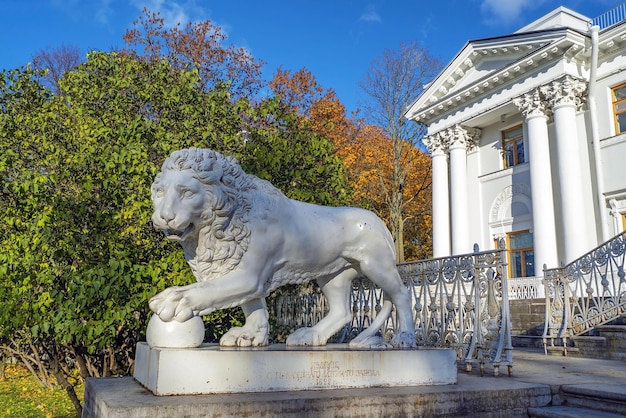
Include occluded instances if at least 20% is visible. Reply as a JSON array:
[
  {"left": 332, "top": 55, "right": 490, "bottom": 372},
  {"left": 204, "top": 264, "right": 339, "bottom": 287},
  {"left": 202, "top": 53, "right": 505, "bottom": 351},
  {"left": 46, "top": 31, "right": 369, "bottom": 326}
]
[{"left": 1, "top": 0, "right": 624, "bottom": 113}]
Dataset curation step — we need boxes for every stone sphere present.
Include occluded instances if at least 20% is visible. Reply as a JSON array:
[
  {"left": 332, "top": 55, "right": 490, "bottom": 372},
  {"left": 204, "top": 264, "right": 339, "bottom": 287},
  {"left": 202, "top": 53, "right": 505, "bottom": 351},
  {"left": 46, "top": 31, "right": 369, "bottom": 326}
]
[{"left": 146, "top": 314, "right": 205, "bottom": 348}]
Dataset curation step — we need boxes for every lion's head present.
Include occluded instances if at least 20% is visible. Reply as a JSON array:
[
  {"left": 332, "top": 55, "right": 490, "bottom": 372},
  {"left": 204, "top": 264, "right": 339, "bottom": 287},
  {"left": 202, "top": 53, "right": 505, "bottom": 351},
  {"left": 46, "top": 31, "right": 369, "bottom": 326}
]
[{"left": 151, "top": 148, "right": 281, "bottom": 280}]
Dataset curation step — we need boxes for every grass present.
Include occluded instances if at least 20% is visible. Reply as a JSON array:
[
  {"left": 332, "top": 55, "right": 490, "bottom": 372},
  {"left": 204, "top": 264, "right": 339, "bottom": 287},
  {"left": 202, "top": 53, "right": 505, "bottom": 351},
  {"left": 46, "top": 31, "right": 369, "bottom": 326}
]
[{"left": 0, "top": 365, "right": 82, "bottom": 418}]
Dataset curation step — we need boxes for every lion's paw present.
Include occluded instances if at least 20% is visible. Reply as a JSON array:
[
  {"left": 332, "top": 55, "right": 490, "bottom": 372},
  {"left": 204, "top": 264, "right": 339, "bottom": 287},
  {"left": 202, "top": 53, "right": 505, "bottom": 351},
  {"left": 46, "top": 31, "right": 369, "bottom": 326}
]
[
  {"left": 390, "top": 331, "right": 417, "bottom": 348},
  {"left": 149, "top": 286, "right": 197, "bottom": 323},
  {"left": 286, "top": 327, "right": 326, "bottom": 346},
  {"left": 349, "top": 335, "right": 391, "bottom": 349},
  {"left": 220, "top": 327, "right": 269, "bottom": 347}
]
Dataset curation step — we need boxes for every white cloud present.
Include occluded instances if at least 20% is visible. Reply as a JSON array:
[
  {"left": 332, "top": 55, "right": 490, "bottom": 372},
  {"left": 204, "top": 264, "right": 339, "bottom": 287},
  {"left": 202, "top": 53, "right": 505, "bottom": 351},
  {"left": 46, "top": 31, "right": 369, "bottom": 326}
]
[
  {"left": 359, "top": 5, "right": 381, "bottom": 23},
  {"left": 130, "top": 0, "right": 208, "bottom": 28},
  {"left": 95, "top": 0, "right": 114, "bottom": 25},
  {"left": 480, "top": 0, "right": 547, "bottom": 26}
]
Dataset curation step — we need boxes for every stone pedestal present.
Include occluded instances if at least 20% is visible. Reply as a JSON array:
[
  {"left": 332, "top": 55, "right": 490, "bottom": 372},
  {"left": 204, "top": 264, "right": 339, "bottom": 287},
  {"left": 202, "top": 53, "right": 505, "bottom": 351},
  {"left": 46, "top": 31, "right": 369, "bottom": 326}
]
[{"left": 133, "top": 342, "right": 457, "bottom": 396}]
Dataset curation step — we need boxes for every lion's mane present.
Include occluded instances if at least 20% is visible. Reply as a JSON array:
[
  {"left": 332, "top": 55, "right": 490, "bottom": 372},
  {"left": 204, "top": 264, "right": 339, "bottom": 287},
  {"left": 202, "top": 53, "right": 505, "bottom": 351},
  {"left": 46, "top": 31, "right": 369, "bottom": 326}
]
[{"left": 154, "top": 148, "right": 287, "bottom": 281}]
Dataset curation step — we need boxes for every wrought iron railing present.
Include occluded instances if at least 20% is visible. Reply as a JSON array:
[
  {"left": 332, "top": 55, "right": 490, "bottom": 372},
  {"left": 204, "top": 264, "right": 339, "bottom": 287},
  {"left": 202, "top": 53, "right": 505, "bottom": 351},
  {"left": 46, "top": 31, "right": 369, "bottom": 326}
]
[
  {"left": 592, "top": 2, "right": 626, "bottom": 30},
  {"left": 272, "top": 243, "right": 513, "bottom": 376},
  {"left": 508, "top": 275, "right": 545, "bottom": 300},
  {"left": 542, "top": 231, "right": 626, "bottom": 354}
]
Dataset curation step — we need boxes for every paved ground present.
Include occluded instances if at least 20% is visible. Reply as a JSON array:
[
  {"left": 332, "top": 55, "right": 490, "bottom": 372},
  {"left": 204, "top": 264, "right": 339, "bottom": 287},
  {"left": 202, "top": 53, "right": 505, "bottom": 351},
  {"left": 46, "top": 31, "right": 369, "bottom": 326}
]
[{"left": 463, "top": 349, "right": 626, "bottom": 388}]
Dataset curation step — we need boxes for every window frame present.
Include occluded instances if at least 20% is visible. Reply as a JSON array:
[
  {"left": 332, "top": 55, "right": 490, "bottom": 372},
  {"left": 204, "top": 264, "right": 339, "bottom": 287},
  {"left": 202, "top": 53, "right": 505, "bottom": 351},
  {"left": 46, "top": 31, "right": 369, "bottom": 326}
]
[
  {"left": 506, "top": 230, "right": 535, "bottom": 278},
  {"left": 611, "top": 82, "right": 626, "bottom": 135},
  {"left": 501, "top": 124, "right": 525, "bottom": 169}
]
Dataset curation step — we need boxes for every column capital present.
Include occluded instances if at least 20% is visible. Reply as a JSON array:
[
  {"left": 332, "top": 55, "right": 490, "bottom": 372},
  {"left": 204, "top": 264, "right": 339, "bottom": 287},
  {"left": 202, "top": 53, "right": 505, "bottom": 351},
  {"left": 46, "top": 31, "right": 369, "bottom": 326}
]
[
  {"left": 423, "top": 133, "right": 448, "bottom": 156},
  {"left": 446, "top": 124, "right": 481, "bottom": 151},
  {"left": 540, "top": 75, "right": 587, "bottom": 111},
  {"left": 425, "top": 125, "right": 481, "bottom": 155},
  {"left": 513, "top": 89, "right": 549, "bottom": 118}
]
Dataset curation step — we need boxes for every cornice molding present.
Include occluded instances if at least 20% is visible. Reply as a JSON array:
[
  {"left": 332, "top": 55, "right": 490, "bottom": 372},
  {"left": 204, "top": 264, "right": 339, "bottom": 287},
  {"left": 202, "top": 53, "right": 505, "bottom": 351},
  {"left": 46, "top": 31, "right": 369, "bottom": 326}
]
[{"left": 406, "top": 30, "right": 587, "bottom": 124}]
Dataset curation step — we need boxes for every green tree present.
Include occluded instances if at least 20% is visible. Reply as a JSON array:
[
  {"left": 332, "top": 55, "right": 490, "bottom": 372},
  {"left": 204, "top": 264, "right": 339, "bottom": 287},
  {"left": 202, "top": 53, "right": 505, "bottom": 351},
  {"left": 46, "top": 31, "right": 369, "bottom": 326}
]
[
  {"left": 0, "top": 53, "right": 248, "bottom": 415},
  {"left": 0, "top": 49, "right": 353, "bottom": 414},
  {"left": 241, "top": 97, "right": 349, "bottom": 206}
]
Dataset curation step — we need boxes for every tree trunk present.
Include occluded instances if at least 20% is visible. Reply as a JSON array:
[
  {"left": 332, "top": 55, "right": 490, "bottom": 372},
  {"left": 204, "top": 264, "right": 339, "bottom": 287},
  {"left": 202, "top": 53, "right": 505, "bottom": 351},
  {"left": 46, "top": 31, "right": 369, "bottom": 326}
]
[
  {"left": 0, "top": 352, "right": 5, "bottom": 380},
  {"left": 72, "top": 349, "right": 91, "bottom": 382},
  {"left": 50, "top": 353, "right": 82, "bottom": 417}
]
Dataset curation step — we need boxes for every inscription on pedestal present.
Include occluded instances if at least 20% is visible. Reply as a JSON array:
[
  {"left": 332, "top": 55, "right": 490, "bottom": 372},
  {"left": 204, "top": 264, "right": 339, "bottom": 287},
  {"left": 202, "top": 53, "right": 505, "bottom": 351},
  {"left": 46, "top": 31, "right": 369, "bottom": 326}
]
[
  {"left": 134, "top": 342, "right": 457, "bottom": 395},
  {"left": 271, "top": 360, "right": 381, "bottom": 386}
]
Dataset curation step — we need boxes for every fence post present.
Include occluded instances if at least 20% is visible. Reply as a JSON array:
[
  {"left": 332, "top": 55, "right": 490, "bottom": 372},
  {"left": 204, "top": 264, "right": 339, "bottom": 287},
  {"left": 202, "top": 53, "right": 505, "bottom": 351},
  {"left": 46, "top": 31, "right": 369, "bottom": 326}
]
[{"left": 498, "top": 238, "right": 513, "bottom": 374}]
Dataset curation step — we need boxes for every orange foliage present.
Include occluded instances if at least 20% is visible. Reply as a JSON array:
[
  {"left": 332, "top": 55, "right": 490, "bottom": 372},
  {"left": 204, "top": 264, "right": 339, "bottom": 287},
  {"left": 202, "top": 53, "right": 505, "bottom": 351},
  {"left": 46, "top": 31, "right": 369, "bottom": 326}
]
[
  {"left": 268, "top": 68, "right": 433, "bottom": 260},
  {"left": 342, "top": 123, "right": 432, "bottom": 260},
  {"left": 269, "top": 68, "right": 324, "bottom": 116}
]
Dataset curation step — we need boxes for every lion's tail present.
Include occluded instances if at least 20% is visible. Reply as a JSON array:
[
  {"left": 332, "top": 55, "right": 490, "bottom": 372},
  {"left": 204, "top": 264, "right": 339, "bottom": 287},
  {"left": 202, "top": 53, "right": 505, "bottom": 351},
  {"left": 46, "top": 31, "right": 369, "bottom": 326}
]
[{"left": 348, "top": 295, "right": 394, "bottom": 348}]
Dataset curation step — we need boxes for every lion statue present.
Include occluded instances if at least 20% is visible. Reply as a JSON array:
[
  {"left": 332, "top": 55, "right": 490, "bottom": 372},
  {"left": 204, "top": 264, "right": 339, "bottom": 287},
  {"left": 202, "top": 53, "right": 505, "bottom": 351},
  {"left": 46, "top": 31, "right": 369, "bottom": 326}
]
[{"left": 149, "top": 148, "right": 416, "bottom": 348}]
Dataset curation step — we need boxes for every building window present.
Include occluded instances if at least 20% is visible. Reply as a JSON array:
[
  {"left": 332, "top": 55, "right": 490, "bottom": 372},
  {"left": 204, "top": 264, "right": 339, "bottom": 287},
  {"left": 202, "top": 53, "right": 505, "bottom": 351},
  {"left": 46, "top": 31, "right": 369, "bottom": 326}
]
[
  {"left": 502, "top": 125, "right": 525, "bottom": 169},
  {"left": 622, "top": 213, "right": 626, "bottom": 231},
  {"left": 507, "top": 231, "right": 534, "bottom": 278},
  {"left": 612, "top": 83, "right": 626, "bottom": 134}
]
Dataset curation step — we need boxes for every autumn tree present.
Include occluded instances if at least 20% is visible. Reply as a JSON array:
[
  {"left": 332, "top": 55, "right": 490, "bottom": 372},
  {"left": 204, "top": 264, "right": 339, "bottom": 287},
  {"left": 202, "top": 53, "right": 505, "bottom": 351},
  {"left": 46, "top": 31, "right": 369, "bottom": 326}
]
[
  {"left": 268, "top": 68, "right": 356, "bottom": 187},
  {"left": 123, "top": 8, "right": 264, "bottom": 97},
  {"left": 266, "top": 67, "right": 435, "bottom": 259},
  {"left": 32, "top": 44, "right": 82, "bottom": 95},
  {"left": 358, "top": 41, "right": 441, "bottom": 262},
  {"left": 240, "top": 68, "right": 349, "bottom": 206},
  {"left": 269, "top": 67, "right": 326, "bottom": 116}
]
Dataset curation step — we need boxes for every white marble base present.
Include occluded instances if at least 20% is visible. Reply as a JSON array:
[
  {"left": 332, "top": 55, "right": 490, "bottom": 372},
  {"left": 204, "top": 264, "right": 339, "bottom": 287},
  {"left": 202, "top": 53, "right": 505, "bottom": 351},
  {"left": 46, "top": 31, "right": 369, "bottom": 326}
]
[{"left": 133, "top": 342, "right": 457, "bottom": 396}]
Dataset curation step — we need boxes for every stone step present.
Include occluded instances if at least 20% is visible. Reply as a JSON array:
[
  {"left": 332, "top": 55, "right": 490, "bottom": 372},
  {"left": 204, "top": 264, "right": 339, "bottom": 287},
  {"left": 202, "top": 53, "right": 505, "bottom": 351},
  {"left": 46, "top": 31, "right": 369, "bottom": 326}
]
[
  {"left": 608, "top": 339, "right": 626, "bottom": 351},
  {"left": 570, "top": 336, "right": 610, "bottom": 359},
  {"left": 595, "top": 324, "right": 626, "bottom": 334},
  {"left": 84, "top": 375, "right": 553, "bottom": 418},
  {"left": 608, "top": 315, "right": 626, "bottom": 326},
  {"left": 528, "top": 405, "right": 625, "bottom": 417},
  {"left": 609, "top": 351, "right": 626, "bottom": 361},
  {"left": 561, "top": 384, "right": 626, "bottom": 415},
  {"left": 511, "top": 334, "right": 544, "bottom": 348},
  {"left": 544, "top": 345, "right": 581, "bottom": 357}
]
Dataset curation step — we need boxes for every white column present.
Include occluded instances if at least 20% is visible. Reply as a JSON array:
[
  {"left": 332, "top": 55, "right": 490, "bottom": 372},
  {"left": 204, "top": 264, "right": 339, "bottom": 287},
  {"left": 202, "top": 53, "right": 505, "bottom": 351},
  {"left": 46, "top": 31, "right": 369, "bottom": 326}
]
[
  {"left": 541, "top": 77, "right": 588, "bottom": 264},
  {"left": 448, "top": 125, "right": 479, "bottom": 255},
  {"left": 424, "top": 134, "right": 450, "bottom": 257},
  {"left": 514, "top": 90, "right": 559, "bottom": 270}
]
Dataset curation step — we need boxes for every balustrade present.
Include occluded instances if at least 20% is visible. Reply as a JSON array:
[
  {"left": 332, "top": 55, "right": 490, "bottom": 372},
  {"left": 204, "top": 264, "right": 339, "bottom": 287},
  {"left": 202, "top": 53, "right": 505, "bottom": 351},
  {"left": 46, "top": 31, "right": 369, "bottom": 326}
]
[
  {"left": 508, "top": 276, "right": 545, "bottom": 300},
  {"left": 542, "top": 231, "right": 626, "bottom": 354},
  {"left": 592, "top": 3, "right": 626, "bottom": 29},
  {"left": 272, "top": 243, "right": 513, "bottom": 375}
]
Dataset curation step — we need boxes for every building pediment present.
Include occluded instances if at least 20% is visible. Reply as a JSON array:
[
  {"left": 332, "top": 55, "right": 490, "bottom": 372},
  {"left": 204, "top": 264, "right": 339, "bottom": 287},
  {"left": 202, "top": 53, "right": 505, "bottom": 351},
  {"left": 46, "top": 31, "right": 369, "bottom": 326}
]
[{"left": 406, "top": 28, "right": 587, "bottom": 125}]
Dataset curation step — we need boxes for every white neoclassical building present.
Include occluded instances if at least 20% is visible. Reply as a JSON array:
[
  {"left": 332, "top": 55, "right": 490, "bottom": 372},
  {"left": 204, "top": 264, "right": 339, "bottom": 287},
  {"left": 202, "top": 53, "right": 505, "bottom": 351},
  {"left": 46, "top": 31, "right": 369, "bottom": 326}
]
[{"left": 406, "top": 4, "right": 626, "bottom": 281}]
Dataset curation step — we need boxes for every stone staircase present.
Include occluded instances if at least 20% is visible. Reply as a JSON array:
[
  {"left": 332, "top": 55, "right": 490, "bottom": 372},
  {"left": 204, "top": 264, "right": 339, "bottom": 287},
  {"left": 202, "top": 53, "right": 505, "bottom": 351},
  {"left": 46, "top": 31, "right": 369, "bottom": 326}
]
[
  {"left": 528, "top": 383, "right": 626, "bottom": 417},
  {"left": 514, "top": 315, "right": 626, "bottom": 416},
  {"left": 549, "top": 315, "right": 626, "bottom": 360},
  {"left": 511, "top": 307, "right": 626, "bottom": 361}
]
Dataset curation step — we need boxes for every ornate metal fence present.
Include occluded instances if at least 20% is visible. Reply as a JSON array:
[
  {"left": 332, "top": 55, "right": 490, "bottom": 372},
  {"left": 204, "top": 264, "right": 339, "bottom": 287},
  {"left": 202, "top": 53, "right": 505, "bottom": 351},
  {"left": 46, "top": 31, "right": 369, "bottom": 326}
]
[
  {"left": 273, "top": 243, "right": 513, "bottom": 376},
  {"left": 508, "top": 276, "right": 545, "bottom": 300},
  {"left": 542, "top": 231, "right": 626, "bottom": 354}
]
